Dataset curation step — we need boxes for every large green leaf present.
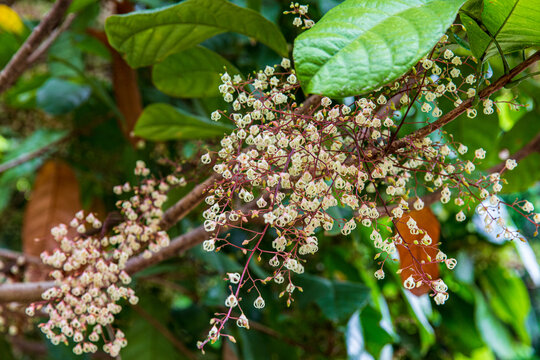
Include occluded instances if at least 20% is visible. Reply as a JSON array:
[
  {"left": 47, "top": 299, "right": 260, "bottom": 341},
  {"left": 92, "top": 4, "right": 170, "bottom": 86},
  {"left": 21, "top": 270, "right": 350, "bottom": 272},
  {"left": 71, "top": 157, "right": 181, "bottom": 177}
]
[
  {"left": 134, "top": 103, "right": 232, "bottom": 141},
  {"left": 462, "top": 0, "right": 540, "bottom": 59},
  {"left": 105, "top": 0, "right": 288, "bottom": 68},
  {"left": 152, "top": 46, "right": 241, "bottom": 98},
  {"left": 293, "top": 0, "right": 466, "bottom": 97}
]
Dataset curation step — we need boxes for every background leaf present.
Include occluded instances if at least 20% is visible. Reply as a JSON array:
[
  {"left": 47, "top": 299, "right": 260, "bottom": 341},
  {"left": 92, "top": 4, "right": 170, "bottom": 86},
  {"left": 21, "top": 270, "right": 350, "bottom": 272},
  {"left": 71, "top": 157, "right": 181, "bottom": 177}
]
[
  {"left": 293, "top": 0, "right": 466, "bottom": 97},
  {"left": 152, "top": 46, "right": 241, "bottom": 98},
  {"left": 36, "top": 78, "right": 91, "bottom": 115},
  {"left": 296, "top": 274, "right": 370, "bottom": 321},
  {"left": 105, "top": 0, "right": 288, "bottom": 68},
  {"left": 22, "top": 160, "right": 81, "bottom": 280}
]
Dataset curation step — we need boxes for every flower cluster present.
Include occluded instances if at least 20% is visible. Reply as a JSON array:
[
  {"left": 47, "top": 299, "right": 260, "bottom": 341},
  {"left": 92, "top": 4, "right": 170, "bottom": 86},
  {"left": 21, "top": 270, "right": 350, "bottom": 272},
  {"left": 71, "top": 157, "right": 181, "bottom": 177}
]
[
  {"left": 197, "top": 37, "right": 540, "bottom": 348},
  {"left": 26, "top": 161, "right": 184, "bottom": 356},
  {"left": 285, "top": 2, "right": 314, "bottom": 28}
]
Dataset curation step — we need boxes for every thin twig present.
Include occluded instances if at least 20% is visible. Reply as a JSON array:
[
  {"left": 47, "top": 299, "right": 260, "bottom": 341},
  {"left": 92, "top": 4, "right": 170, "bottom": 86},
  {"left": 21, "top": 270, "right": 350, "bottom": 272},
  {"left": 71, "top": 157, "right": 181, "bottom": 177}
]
[
  {"left": 0, "top": 135, "right": 69, "bottom": 174},
  {"left": 25, "top": 13, "right": 77, "bottom": 65},
  {"left": 0, "top": 0, "right": 73, "bottom": 94}
]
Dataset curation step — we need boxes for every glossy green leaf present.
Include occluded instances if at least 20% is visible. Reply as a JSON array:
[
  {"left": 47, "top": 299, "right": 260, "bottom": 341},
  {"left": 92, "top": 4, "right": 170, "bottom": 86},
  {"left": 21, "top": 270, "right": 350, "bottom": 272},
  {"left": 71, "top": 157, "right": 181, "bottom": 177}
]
[
  {"left": 293, "top": 0, "right": 466, "bottom": 97},
  {"left": 105, "top": 0, "right": 288, "bottom": 68},
  {"left": 36, "top": 79, "right": 91, "bottom": 115},
  {"left": 134, "top": 103, "right": 232, "bottom": 141},
  {"left": 463, "top": 0, "right": 540, "bottom": 59},
  {"left": 152, "top": 46, "right": 241, "bottom": 98}
]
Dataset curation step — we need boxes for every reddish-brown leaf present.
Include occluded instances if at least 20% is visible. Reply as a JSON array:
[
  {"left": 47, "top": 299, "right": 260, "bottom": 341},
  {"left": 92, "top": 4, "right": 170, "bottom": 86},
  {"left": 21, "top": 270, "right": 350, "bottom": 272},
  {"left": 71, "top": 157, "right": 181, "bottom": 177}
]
[
  {"left": 86, "top": 2, "right": 142, "bottom": 145},
  {"left": 22, "top": 160, "right": 81, "bottom": 280},
  {"left": 395, "top": 208, "right": 440, "bottom": 296}
]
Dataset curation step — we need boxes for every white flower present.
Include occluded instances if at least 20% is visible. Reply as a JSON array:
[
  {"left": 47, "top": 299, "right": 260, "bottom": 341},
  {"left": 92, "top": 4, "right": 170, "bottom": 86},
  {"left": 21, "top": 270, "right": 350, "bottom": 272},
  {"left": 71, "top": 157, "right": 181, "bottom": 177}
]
[
  {"left": 253, "top": 296, "right": 265, "bottom": 309},
  {"left": 287, "top": 74, "right": 297, "bottom": 84},
  {"left": 466, "top": 74, "right": 476, "bottom": 84},
  {"left": 211, "top": 111, "right": 221, "bottom": 121},
  {"left": 228, "top": 272, "right": 241, "bottom": 284},
  {"left": 475, "top": 148, "right": 486, "bottom": 159},
  {"left": 404, "top": 275, "right": 415, "bottom": 290},
  {"left": 505, "top": 158, "right": 517, "bottom": 170},
  {"left": 522, "top": 201, "right": 534, "bottom": 213},
  {"left": 225, "top": 294, "right": 238, "bottom": 308},
  {"left": 201, "top": 153, "right": 211, "bottom": 164},
  {"left": 321, "top": 97, "right": 332, "bottom": 107},
  {"left": 445, "top": 258, "right": 457, "bottom": 270},
  {"left": 374, "top": 269, "right": 385, "bottom": 280},
  {"left": 444, "top": 49, "right": 454, "bottom": 59},
  {"left": 434, "top": 292, "right": 449, "bottom": 305}
]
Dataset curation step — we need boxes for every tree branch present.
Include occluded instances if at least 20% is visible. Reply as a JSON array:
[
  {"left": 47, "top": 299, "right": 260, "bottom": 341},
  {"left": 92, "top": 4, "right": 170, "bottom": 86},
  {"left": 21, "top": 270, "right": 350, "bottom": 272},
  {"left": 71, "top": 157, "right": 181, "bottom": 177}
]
[
  {"left": 159, "top": 174, "right": 219, "bottom": 229},
  {"left": 0, "top": 0, "right": 73, "bottom": 94}
]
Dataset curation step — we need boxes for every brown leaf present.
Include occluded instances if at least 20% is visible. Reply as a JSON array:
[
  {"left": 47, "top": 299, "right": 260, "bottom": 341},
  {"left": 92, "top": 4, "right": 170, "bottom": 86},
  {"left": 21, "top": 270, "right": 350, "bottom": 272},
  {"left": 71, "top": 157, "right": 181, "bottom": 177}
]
[
  {"left": 395, "top": 208, "right": 440, "bottom": 296},
  {"left": 86, "top": 1, "right": 142, "bottom": 146},
  {"left": 22, "top": 160, "right": 81, "bottom": 280}
]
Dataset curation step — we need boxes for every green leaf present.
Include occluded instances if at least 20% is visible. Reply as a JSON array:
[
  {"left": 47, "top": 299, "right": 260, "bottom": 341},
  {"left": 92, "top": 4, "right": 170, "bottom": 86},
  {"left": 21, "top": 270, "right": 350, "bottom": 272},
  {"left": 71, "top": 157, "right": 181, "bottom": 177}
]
[
  {"left": 479, "top": 266, "right": 531, "bottom": 343},
  {"left": 134, "top": 103, "right": 232, "bottom": 141},
  {"left": 0, "top": 32, "right": 21, "bottom": 68},
  {"left": 293, "top": 0, "right": 466, "bottom": 97},
  {"left": 36, "top": 79, "right": 91, "bottom": 115},
  {"left": 296, "top": 274, "right": 370, "bottom": 321},
  {"left": 47, "top": 33, "right": 85, "bottom": 78},
  {"left": 105, "top": 0, "right": 288, "bottom": 68},
  {"left": 402, "top": 290, "right": 435, "bottom": 354},
  {"left": 359, "top": 306, "right": 394, "bottom": 357},
  {"left": 464, "top": 0, "right": 540, "bottom": 60},
  {"left": 152, "top": 46, "right": 241, "bottom": 98},
  {"left": 473, "top": 288, "right": 532, "bottom": 360},
  {"left": 4, "top": 74, "right": 49, "bottom": 109}
]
